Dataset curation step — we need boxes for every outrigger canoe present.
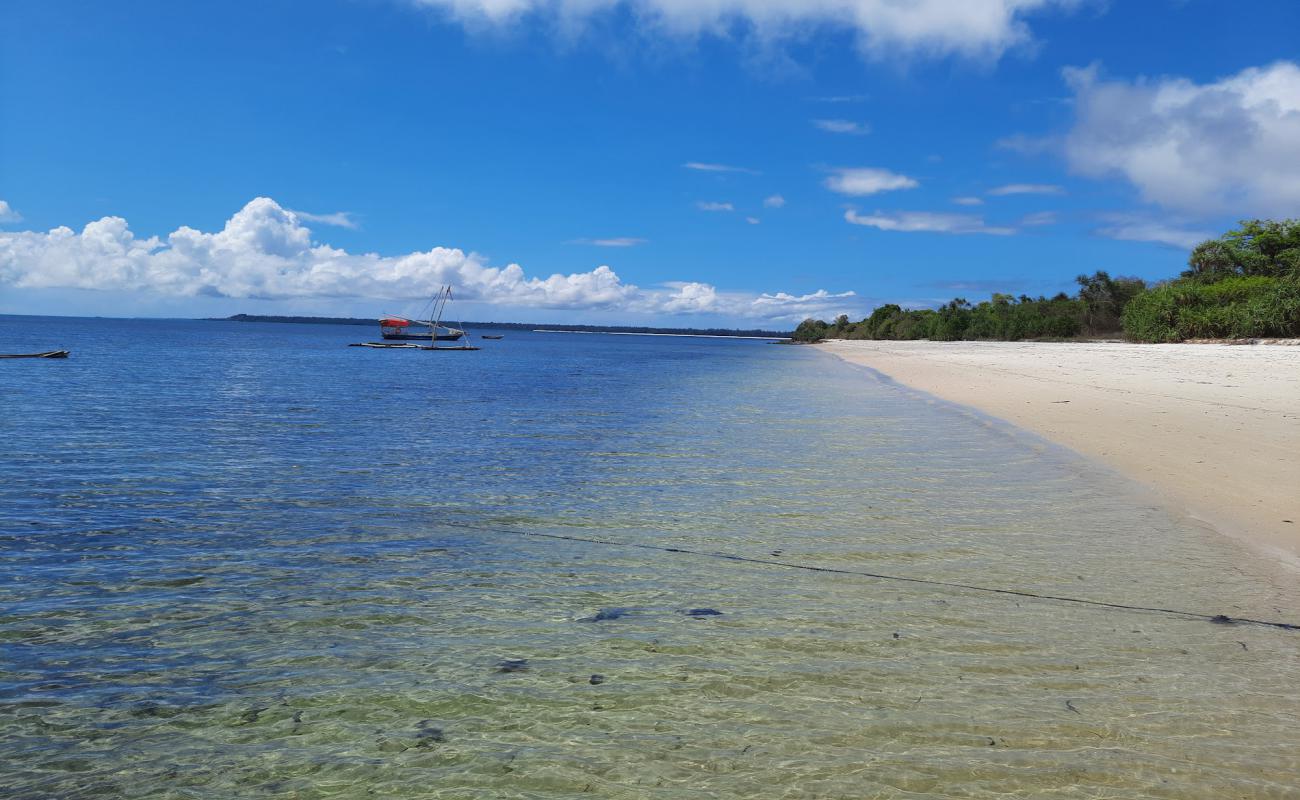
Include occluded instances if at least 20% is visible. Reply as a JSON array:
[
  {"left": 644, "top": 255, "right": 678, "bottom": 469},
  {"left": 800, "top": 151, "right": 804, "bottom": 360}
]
[{"left": 0, "top": 350, "right": 69, "bottom": 359}]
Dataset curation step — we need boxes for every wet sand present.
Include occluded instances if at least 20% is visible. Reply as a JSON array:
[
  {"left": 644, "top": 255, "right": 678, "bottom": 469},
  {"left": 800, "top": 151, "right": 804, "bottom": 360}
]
[{"left": 821, "top": 340, "right": 1300, "bottom": 568}]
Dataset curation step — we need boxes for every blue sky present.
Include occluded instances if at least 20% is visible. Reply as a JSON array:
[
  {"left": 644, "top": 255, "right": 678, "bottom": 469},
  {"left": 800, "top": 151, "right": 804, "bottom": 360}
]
[{"left": 2, "top": 0, "right": 1299, "bottom": 325}]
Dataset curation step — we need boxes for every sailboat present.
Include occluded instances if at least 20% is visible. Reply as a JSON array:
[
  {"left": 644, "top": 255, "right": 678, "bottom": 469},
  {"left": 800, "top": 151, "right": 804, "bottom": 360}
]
[
  {"left": 351, "top": 285, "right": 479, "bottom": 351},
  {"left": 379, "top": 286, "right": 465, "bottom": 341}
]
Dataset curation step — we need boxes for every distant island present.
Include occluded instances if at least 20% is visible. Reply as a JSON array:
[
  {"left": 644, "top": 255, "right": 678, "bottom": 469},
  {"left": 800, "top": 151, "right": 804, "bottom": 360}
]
[{"left": 212, "top": 314, "right": 792, "bottom": 339}]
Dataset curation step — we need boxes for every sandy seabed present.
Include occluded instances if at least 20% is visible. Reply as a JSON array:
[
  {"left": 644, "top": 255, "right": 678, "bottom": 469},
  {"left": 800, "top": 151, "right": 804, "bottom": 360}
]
[{"left": 821, "top": 339, "right": 1300, "bottom": 568}]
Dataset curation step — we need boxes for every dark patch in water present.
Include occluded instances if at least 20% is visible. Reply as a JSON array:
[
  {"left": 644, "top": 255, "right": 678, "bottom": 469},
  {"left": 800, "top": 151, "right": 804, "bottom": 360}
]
[
  {"left": 140, "top": 576, "right": 205, "bottom": 588},
  {"left": 496, "top": 658, "right": 529, "bottom": 673},
  {"left": 589, "top": 674, "right": 606, "bottom": 685},
  {"left": 579, "top": 607, "right": 638, "bottom": 623},
  {"left": 414, "top": 720, "right": 445, "bottom": 746},
  {"left": 679, "top": 608, "right": 722, "bottom": 617},
  {"left": 240, "top": 706, "right": 268, "bottom": 724}
]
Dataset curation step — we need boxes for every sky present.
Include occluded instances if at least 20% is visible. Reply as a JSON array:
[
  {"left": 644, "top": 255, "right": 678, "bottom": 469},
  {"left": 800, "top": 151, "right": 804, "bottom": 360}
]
[{"left": 2, "top": 0, "right": 1299, "bottom": 326}]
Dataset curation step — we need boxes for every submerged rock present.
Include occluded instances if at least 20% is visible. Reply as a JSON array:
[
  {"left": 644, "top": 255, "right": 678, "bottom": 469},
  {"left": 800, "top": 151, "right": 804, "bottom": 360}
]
[
  {"left": 679, "top": 608, "right": 723, "bottom": 617},
  {"left": 414, "top": 720, "right": 446, "bottom": 746},
  {"left": 578, "top": 607, "right": 638, "bottom": 623},
  {"left": 496, "top": 658, "right": 530, "bottom": 673}
]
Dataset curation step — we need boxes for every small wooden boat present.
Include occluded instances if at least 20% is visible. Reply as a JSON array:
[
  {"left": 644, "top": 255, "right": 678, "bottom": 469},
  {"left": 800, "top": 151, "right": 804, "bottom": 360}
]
[
  {"left": 0, "top": 350, "right": 70, "bottom": 359},
  {"left": 481, "top": 334, "right": 505, "bottom": 340},
  {"left": 357, "top": 286, "right": 481, "bottom": 351},
  {"left": 379, "top": 286, "right": 467, "bottom": 340}
]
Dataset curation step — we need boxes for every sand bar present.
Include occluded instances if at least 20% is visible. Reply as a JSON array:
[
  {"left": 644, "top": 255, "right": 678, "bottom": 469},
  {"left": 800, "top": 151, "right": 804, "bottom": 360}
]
[{"left": 821, "top": 340, "right": 1300, "bottom": 568}]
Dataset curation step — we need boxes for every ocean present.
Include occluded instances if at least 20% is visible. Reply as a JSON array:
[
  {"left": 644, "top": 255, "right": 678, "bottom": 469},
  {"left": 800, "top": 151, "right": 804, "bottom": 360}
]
[{"left": 2, "top": 316, "right": 1298, "bottom": 799}]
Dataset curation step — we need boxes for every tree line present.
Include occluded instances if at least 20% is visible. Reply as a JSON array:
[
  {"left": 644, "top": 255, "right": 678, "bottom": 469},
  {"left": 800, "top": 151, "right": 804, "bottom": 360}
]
[{"left": 793, "top": 219, "right": 1300, "bottom": 343}]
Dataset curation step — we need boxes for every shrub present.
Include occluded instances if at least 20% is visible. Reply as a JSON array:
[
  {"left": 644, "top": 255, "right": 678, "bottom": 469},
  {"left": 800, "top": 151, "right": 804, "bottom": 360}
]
[
  {"left": 792, "top": 318, "right": 830, "bottom": 342},
  {"left": 1121, "top": 276, "right": 1300, "bottom": 342}
]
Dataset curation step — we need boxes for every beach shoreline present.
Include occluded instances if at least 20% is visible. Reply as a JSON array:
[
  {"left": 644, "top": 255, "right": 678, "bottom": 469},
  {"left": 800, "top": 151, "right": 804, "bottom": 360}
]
[{"left": 820, "top": 339, "right": 1300, "bottom": 569}]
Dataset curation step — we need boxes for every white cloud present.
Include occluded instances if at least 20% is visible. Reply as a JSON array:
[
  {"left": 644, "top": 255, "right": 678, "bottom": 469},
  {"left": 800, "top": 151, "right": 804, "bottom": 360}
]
[
  {"left": 824, "top": 167, "right": 918, "bottom": 196},
  {"left": 952, "top": 196, "right": 984, "bottom": 206},
  {"left": 810, "top": 94, "right": 869, "bottom": 103},
  {"left": 1064, "top": 61, "right": 1300, "bottom": 216},
  {"left": 405, "top": 0, "right": 1081, "bottom": 62},
  {"left": 571, "top": 236, "right": 648, "bottom": 247},
  {"left": 745, "top": 216, "right": 761, "bottom": 225},
  {"left": 1019, "top": 211, "right": 1057, "bottom": 226},
  {"left": 288, "top": 209, "right": 359, "bottom": 229},
  {"left": 987, "top": 183, "right": 1064, "bottom": 196},
  {"left": 995, "top": 133, "right": 1058, "bottom": 156},
  {"left": 844, "top": 209, "right": 1015, "bottom": 235},
  {"left": 763, "top": 194, "right": 785, "bottom": 208},
  {"left": 1094, "top": 214, "right": 1211, "bottom": 250},
  {"left": 0, "top": 197, "right": 849, "bottom": 321},
  {"left": 0, "top": 201, "right": 22, "bottom": 224},
  {"left": 750, "top": 288, "right": 858, "bottom": 316},
  {"left": 684, "top": 161, "right": 758, "bottom": 174},
  {"left": 813, "top": 118, "right": 871, "bottom": 135},
  {"left": 655, "top": 283, "right": 857, "bottom": 319},
  {"left": 697, "top": 201, "right": 735, "bottom": 212}
]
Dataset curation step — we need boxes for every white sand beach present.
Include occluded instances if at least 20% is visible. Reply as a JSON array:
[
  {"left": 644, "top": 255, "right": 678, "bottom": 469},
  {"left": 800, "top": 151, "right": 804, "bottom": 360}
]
[{"left": 821, "top": 340, "right": 1300, "bottom": 568}]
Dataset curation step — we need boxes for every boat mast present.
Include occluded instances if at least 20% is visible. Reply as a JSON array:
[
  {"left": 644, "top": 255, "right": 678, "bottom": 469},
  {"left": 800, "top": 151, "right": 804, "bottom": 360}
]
[{"left": 430, "top": 285, "right": 449, "bottom": 342}]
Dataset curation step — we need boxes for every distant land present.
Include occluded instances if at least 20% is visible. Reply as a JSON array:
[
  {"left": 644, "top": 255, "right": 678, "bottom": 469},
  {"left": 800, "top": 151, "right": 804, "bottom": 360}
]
[{"left": 213, "top": 314, "right": 792, "bottom": 339}]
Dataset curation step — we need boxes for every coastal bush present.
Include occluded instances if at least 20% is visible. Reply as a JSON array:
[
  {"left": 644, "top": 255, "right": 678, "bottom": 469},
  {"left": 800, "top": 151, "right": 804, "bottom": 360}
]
[
  {"left": 799, "top": 219, "right": 1299, "bottom": 344},
  {"left": 1184, "top": 219, "right": 1300, "bottom": 282},
  {"left": 792, "top": 318, "right": 830, "bottom": 342},
  {"left": 1075, "top": 271, "right": 1146, "bottom": 334},
  {"left": 1121, "top": 276, "right": 1300, "bottom": 342},
  {"left": 964, "top": 293, "right": 1082, "bottom": 340}
]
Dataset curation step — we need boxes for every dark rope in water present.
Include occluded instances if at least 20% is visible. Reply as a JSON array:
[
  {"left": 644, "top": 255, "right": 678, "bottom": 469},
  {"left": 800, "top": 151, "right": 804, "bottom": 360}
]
[{"left": 441, "top": 520, "right": 1300, "bottom": 632}]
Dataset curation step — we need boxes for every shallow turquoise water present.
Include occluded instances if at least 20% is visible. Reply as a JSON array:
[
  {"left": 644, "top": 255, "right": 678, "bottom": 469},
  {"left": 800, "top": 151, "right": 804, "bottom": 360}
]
[{"left": 2, "top": 317, "right": 1298, "bottom": 798}]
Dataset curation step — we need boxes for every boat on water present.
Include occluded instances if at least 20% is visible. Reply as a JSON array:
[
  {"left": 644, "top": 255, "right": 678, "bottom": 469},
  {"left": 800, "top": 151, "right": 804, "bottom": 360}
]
[
  {"left": 481, "top": 334, "right": 505, "bottom": 340},
  {"left": 354, "top": 285, "right": 480, "bottom": 351},
  {"left": 379, "top": 286, "right": 466, "bottom": 341},
  {"left": 379, "top": 318, "right": 465, "bottom": 341},
  {"left": 0, "top": 350, "right": 69, "bottom": 359}
]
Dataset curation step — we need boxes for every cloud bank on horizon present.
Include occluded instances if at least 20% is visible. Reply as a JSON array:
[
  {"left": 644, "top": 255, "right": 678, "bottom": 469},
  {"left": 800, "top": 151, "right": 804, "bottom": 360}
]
[
  {"left": 0, "top": 198, "right": 856, "bottom": 322},
  {"left": 407, "top": 0, "right": 1078, "bottom": 60}
]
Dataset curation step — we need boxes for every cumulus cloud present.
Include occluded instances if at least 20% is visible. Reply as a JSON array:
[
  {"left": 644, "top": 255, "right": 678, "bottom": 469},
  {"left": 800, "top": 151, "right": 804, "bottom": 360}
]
[
  {"left": 813, "top": 118, "right": 871, "bottom": 135},
  {"left": 571, "top": 236, "right": 648, "bottom": 247},
  {"left": 697, "top": 201, "right": 735, "bottom": 212},
  {"left": 952, "top": 196, "right": 984, "bottom": 206},
  {"left": 1063, "top": 61, "right": 1300, "bottom": 216},
  {"left": 405, "top": 0, "right": 1080, "bottom": 61},
  {"left": 824, "top": 167, "right": 918, "bottom": 196},
  {"left": 1094, "top": 213, "right": 1211, "bottom": 250},
  {"left": 987, "top": 183, "right": 1064, "bottom": 196},
  {"left": 763, "top": 194, "right": 785, "bottom": 208},
  {"left": 288, "top": 209, "right": 360, "bottom": 229},
  {"left": 0, "top": 197, "right": 849, "bottom": 321},
  {"left": 844, "top": 209, "right": 1015, "bottom": 235},
  {"left": 684, "top": 161, "right": 758, "bottom": 174},
  {"left": 0, "top": 201, "right": 21, "bottom": 224},
  {"left": 745, "top": 216, "right": 761, "bottom": 225}
]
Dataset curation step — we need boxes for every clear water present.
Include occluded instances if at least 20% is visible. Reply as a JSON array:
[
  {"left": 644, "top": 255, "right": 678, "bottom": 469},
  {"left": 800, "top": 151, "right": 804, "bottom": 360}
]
[{"left": 2, "top": 316, "right": 1298, "bottom": 799}]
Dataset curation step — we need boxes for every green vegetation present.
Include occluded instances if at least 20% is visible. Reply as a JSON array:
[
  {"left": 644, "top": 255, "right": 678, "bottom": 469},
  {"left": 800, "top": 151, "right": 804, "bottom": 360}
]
[
  {"left": 792, "top": 219, "right": 1300, "bottom": 344},
  {"left": 1120, "top": 220, "right": 1300, "bottom": 342}
]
